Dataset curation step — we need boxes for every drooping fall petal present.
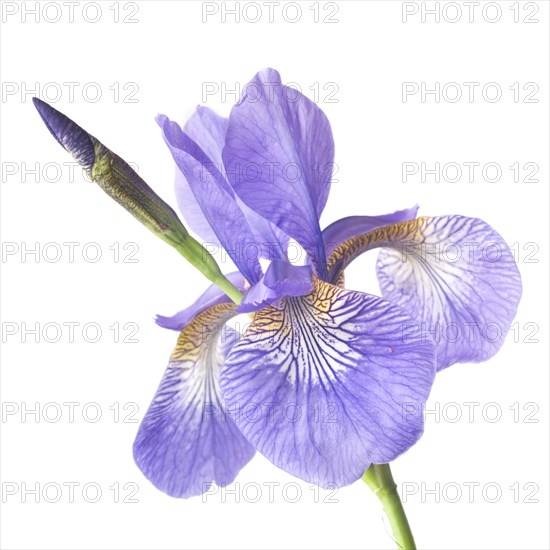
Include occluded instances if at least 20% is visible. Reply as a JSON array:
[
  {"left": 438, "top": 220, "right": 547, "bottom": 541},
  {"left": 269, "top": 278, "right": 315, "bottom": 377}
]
[
  {"left": 220, "top": 277, "right": 436, "bottom": 487},
  {"left": 134, "top": 303, "right": 255, "bottom": 498},
  {"left": 327, "top": 216, "right": 522, "bottom": 370}
]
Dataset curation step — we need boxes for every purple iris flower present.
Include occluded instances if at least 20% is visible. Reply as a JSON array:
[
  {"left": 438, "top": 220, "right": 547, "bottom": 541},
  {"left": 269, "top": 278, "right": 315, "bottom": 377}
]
[
  {"left": 32, "top": 69, "right": 522, "bottom": 501},
  {"left": 131, "top": 68, "right": 522, "bottom": 498}
]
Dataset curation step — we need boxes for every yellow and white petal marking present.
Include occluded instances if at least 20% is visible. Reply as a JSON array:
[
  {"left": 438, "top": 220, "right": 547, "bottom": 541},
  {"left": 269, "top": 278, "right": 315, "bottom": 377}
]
[
  {"left": 329, "top": 216, "right": 522, "bottom": 370},
  {"left": 220, "top": 277, "right": 435, "bottom": 487},
  {"left": 133, "top": 303, "right": 255, "bottom": 498}
]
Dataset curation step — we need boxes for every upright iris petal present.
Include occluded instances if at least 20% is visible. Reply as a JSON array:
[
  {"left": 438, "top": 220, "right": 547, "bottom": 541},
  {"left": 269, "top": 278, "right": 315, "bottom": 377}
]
[
  {"left": 174, "top": 106, "right": 289, "bottom": 261},
  {"left": 223, "top": 68, "right": 334, "bottom": 278},
  {"left": 174, "top": 164, "right": 221, "bottom": 248},
  {"left": 134, "top": 303, "right": 255, "bottom": 498},
  {"left": 184, "top": 106, "right": 229, "bottom": 168},
  {"left": 170, "top": 107, "right": 227, "bottom": 245},
  {"left": 220, "top": 277, "right": 436, "bottom": 487},
  {"left": 158, "top": 115, "right": 263, "bottom": 284},
  {"left": 328, "top": 216, "right": 522, "bottom": 370}
]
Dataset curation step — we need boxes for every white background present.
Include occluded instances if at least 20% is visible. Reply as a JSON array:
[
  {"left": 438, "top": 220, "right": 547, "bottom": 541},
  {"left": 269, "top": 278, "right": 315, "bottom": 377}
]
[{"left": 1, "top": 1, "right": 549, "bottom": 549}]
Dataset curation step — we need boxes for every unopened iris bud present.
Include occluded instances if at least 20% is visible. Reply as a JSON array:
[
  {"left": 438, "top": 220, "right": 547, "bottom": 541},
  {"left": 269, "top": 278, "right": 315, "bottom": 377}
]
[
  {"left": 33, "top": 97, "right": 187, "bottom": 247},
  {"left": 32, "top": 97, "right": 241, "bottom": 302}
]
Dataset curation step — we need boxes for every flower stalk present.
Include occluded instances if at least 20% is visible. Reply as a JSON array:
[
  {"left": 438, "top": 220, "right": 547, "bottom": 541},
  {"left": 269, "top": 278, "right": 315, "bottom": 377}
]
[{"left": 363, "top": 463, "right": 416, "bottom": 550}]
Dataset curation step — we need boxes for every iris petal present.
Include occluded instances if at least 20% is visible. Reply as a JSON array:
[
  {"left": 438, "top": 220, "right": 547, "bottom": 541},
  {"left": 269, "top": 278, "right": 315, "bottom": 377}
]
[
  {"left": 236, "top": 277, "right": 281, "bottom": 314},
  {"left": 134, "top": 303, "right": 255, "bottom": 498},
  {"left": 178, "top": 107, "right": 289, "bottom": 259},
  {"left": 237, "top": 261, "right": 313, "bottom": 313},
  {"left": 222, "top": 68, "right": 334, "bottom": 276},
  {"left": 322, "top": 206, "right": 419, "bottom": 261},
  {"left": 239, "top": 201, "right": 290, "bottom": 261},
  {"left": 171, "top": 107, "right": 226, "bottom": 245},
  {"left": 184, "top": 106, "right": 228, "bottom": 169},
  {"left": 156, "top": 272, "right": 246, "bottom": 331},
  {"left": 158, "top": 115, "right": 263, "bottom": 284},
  {"left": 264, "top": 260, "right": 313, "bottom": 296},
  {"left": 328, "top": 216, "right": 522, "bottom": 371},
  {"left": 174, "top": 166, "right": 221, "bottom": 246},
  {"left": 220, "top": 277, "right": 436, "bottom": 487}
]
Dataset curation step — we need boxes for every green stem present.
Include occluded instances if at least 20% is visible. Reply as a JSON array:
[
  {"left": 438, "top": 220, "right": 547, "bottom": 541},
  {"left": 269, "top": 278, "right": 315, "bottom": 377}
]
[
  {"left": 362, "top": 464, "right": 416, "bottom": 550},
  {"left": 211, "top": 274, "right": 243, "bottom": 304},
  {"left": 173, "top": 240, "right": 243, "bottom": 305}
]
